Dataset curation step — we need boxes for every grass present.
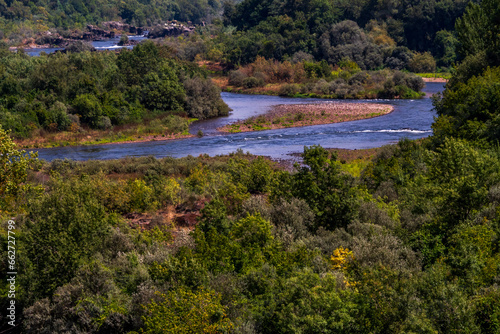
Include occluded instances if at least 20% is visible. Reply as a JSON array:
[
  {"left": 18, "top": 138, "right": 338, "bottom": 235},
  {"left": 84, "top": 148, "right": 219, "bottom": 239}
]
[{"left": 14, "top": 116, "right": 196, "bottom": 149}]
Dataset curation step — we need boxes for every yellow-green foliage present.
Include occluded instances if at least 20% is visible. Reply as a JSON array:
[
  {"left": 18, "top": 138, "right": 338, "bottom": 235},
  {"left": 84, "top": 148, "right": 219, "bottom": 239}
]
[
  {"left": 126, "top": 179, "right": 158, "bottom": 213},
  {"left": 163, "top": 177, "right": 182, "bottom": 206},
  {"left": 185, "top": 163, "right": 250, "bottom": 212},
  {"left": 142, "top": 288, "right": 234, "bottom": 334},
  {"left": 340, "top": 159, "right": 371, "bottom": 177},
  {"left": 416, "top": 73, "right": 452, "bottom": 79},
  {"left": 140, "top": 225, "right": 173, "bottom": 245},
  {"left": 0, "top": 125, "right": 40, "bottom": 212},
  {"left": 331, "top": 246, "right": 354, "bottom": 271}
]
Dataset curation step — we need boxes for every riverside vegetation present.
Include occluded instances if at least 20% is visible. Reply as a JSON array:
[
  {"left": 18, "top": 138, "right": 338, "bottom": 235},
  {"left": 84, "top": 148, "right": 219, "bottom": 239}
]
[
  {"left": 217, "top": 57, "right": 425, "bottom": 99},
  {"left": 0, "top": 41, "right": 229, "bottom": 148},
  {"left": 1, "top": 0, "right": 500, "bottom": 333}
]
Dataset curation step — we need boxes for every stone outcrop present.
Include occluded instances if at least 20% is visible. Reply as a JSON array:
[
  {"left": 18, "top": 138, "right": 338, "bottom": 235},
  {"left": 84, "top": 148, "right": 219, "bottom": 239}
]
[
  {"left": 148, "top": 22, "right": 195, "bottom": 39},
  {"left": 102, "top": 21, "right": 145, "bottom": 35},
  {"left": 81, "top": 25, "right": 115, "bottom": 40}
]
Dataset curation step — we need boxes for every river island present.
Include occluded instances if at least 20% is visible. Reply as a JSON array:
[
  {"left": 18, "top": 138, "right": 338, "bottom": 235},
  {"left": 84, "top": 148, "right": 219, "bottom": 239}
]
[{"left": 218, "top": 103, "right": 394, "bottom": 133}]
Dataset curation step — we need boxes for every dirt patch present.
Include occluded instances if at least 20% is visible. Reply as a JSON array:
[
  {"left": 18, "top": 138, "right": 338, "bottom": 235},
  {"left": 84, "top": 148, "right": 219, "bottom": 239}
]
[
  {"left": 218, "top": 103, "right": 394, "bottom": 133},
  {"left": 422, "top": 77, "right": 448, "bottom": 83}
]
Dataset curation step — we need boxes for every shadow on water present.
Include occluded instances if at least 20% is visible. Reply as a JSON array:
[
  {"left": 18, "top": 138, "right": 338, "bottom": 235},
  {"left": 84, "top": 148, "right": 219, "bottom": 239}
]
[{"left": 36, "top": 82, "right": 445, "bottom": 161}]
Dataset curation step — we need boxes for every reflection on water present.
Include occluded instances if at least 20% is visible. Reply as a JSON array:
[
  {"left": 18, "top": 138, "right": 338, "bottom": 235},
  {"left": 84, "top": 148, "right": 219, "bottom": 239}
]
[{"left": 36, "top": 82, "right": 444, "bottom": 162}]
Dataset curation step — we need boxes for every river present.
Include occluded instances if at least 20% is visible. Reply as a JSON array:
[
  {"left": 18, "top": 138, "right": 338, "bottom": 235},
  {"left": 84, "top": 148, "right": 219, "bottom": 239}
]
[
  {"left": 35, "top": 82, "right": 444, "bottom": 161},
  {"left": 23, "top": 35, "right": 148, "bottom": 56}
]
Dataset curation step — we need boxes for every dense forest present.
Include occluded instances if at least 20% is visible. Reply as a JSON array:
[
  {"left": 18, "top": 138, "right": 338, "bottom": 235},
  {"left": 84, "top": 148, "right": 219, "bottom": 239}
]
[
  {"left": 193, "top": 0, "right": 472, "bottom": 68},
  {"left": 0, "top": 0, "right": 225, "bottom": 33},
  {"left": 0, "top": 41, "right": 228, "bottom": 139},
  {"left": 0, "top": 0, "right": 473, "bottom": 69},
  {"left": 223, "top": 0, "right": 470, "bottom": 57},
  {"left": 1, "top": 0, "right": 500, "bottom": 333}
]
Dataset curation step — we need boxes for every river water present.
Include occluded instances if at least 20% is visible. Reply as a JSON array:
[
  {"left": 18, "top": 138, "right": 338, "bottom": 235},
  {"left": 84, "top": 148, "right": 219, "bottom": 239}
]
[
  {"left": 23, "top": 35, "right": 147, "bottom": 56},
  {"left": 35, "top": 82, "right": 444, "bottom": 161}
]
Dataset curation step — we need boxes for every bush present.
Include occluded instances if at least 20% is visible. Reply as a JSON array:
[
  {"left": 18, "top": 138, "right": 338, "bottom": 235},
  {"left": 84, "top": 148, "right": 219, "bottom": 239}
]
[
  {"left": 406, "top": 75, "right": 425, "bottom": 92},
  {"left": 65, "top": 41, "right": 96, "bottom": 53},
  {"left": 142, "top": 287, "right": 234, "bottom": 333},
  {"left": 253, "top": 71, "right": 268, "bottom": 84},
  {"left": 243, "top": 76, "right": 262, "bottom": 88},
  {"left": 118, "top": 34, "right": 129, "bottom": 46},
  {"left": 126, "top": 179, "right": 158, "bottom": 212},
  {"left": 163, "top": 115, "right": 189, "bottom": 134},
  {"left": 72, "top": 94, "right": 103, "bottom": 129},
  {"left": 348, "top": 71, "right": 371, "bottom": 85},
  {"left": 408, "top": 52, "right": 437, "bottom": 73},
  {"left": 97, "top": 115, "right": 112, "bottom": 130},
  {"left": 278, "top": 83, "right": 300, "bottom": 96},
  {"left": 46, "top": 101, "right": 72, "bottom": 131},
  {"left": 184, "top": 76, "right": 230, "bottom": 119},
  {"left": 228, "top": 70, "right": 247, "bottom": 87}
]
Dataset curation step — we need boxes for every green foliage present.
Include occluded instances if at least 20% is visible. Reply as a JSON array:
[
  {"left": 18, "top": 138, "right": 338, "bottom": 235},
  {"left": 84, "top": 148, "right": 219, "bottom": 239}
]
[
  {"left": 408, "top": 52, "right": 437, "bottom": 73},
  {"left": 1, "top": 137, "right": 499, "bottom": 333},
  {"left": 256, "top": 269, "right": 358, "bottom": 333},
  {"left": 0, "top": 125, "right": 39, "bottom": 211},
  {"left": 220, "top": 0, "right": 469, "bottom": 65},
  {"left": 433, "top": 66, "right": 500, "bottom": 144},
  {"left": 0, "top": 42, "right": 228, "bottom": 137},
  {"left": 455, "top": 0, "right": 500, "bottom": 63},
  {"left": 433, "top": 30, "right": 458, "bottom": 67},
  {"left": 272, "top": 146, "right": 358, "bottom": 230},
  {"left": 0, "top": 0, "right": 224, "bottom": 37},
  {"left": 142, "top": 287, "right": 234, "bottom": 334},
  {"left": 22, "top": 176, "right": 115, "bottom": 300},
  {"left": 126, "top": 179, "right": 158, "bottom": 212}
]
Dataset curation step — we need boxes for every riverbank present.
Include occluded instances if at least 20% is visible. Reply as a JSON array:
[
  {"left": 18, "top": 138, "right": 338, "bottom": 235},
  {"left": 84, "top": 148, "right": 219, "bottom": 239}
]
[
  {"left": 212, "top": 75, "right": 424, "bottom": 100},
  {"left": 14, "top": 126, "right": 194, "bottom": 149},
  {"left": 218, "top": 103, "right": 394, "bottom": 133}
]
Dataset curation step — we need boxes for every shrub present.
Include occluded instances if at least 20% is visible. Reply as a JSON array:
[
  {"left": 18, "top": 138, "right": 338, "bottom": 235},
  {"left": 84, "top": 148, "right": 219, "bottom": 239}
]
[
  {"left": 72, "top": 93, "right": 103, "bottom": 128},
  {"left": 348, "top": 71, "right": 371, "bottom": 85},
  {"left": 142, "top": 288, "right": 234, "bottom": 334},
  {"left": 126, "top": 179, "right": 158, "bottom": 212},
  {"left": 184, "top": 76, "right": 230, "bottom": 119},
  {"left": 228, "top": 70, "right": 247, "bottom": 86},
  {"left": 278, "top": 83, "right": 300, "bottom": 96},
  {"left": 243, "top": 76, "right": 261, "bottom": 88},
  {"left": 97, "top": 116, "right": 112, "bottom": 130},
  {"left": 65, "top": 41, "right": 96, "bottom": 53},
  {"left": 408, "top": 52, "right": 437, "bottom": 73},
  {"left": 118, "top": 34, "right": 129, "bottom": 46}
]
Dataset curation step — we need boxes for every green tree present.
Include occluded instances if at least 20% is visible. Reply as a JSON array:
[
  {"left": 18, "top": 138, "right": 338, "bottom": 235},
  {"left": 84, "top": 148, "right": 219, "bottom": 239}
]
[
  {"left": 0, "top": 125, "right": 39, "bottom": 211},
  {"left": 273, "top": 146, "right": 358, "bottom": 230},
  {"left": 72, "top": 93, "right": 104, "bottom": 129},
  {"left": 433, "top": 66, "right": 500, "bottom": 144},
  {"left": 142, "top": 287, "right": 234, "bottom": 334},
  {"left": 22, "top": 176, "right": 114, "bottom": 300}
]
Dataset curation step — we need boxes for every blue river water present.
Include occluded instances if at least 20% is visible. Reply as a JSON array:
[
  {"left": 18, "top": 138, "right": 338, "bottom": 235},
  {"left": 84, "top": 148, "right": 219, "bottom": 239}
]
[
  {"left": 23, "top": 35, "right": 147, "bottom": 56},
  {"left": 35, "top": 82, "right": 444, "bottom": 161}
]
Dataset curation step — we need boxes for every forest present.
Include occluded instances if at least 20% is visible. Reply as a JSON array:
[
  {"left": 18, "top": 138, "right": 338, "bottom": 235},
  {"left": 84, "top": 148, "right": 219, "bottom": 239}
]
[
  {"left": 1, "top": 0, "right": 471, "bottom": 70},
  {"left": 1, "top": 0, "right": 500, "bottom": 333},
  {"left": 0, "top": 41, "right": 228, "bottom": 141},
  {"left": 0, "top": 0, "right": 225, "bottom": 34}
]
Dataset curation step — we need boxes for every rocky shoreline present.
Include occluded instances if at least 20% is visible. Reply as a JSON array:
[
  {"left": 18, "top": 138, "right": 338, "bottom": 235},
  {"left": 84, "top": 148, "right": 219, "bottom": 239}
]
[{"left": 8, "top": 21, "right": 196, "bottom": 50}]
